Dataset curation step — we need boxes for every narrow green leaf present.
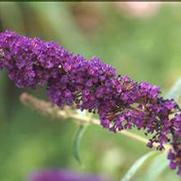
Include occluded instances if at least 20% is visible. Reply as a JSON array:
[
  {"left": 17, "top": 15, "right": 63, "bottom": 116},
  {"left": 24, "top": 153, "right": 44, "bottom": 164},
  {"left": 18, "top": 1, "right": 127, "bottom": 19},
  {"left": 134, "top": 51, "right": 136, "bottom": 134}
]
[
  {"left": 167, "top": 77, "right": 181, "bottom": 101},
  {"left": 73, "top": 124, "right": 87, "bottom": 164},
  {"left": 145, "top": 152, "right": 168, "bottom": 181},
  {"left": 121, "top": 151, "right": 157, "bottom": 181}
]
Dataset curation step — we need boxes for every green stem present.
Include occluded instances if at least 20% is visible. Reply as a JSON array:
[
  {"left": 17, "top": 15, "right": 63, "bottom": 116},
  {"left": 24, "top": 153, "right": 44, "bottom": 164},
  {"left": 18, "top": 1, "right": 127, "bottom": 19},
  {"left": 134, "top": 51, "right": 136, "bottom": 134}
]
[{"left": 20, "top": 93, "right": 170, "bottom": 150}]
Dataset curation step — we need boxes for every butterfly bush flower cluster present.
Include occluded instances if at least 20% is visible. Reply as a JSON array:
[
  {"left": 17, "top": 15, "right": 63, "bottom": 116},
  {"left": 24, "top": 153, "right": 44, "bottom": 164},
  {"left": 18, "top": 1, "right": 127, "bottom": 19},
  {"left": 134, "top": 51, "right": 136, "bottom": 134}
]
[{"left": 0, "top": 31, "right": 181, "bottom": 175}]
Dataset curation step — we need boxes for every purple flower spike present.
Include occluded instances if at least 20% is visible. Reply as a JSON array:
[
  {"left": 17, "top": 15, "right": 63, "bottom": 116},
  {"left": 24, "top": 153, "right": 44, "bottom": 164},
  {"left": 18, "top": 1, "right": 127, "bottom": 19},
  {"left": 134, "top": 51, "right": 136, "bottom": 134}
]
[{"left": 1, "top": 30, "right": 181, "bottom": 175}]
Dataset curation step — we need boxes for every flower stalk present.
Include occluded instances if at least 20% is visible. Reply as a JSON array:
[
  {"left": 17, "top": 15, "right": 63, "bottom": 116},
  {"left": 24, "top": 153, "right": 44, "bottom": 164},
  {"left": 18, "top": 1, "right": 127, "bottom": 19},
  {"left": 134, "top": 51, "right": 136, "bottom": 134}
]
[{"left": 20, "top": 93, "right": 170, "bottom": 150}]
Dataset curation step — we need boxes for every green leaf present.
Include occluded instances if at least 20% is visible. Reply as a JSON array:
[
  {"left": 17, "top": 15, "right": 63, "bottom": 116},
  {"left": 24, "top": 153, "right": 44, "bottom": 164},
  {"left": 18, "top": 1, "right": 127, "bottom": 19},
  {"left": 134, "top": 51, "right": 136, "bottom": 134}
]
[
  {"left": 167, "top": 77, "right": 181, "bottom": 101},
  {"left": 73, "top": 124, "right": 87, "bottom": 164},
  {"left": 144, "top": 152, "right": 168, "bottom": 181},
  {"left": 121, "top": 151, "right": 158, "bottom": 181}
]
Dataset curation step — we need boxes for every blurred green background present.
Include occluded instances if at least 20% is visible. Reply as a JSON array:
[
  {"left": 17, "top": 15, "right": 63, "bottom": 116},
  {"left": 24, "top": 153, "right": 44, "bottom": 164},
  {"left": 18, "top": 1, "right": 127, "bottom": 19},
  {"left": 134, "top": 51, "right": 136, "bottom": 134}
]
[{"left": 0, "top": 2, "right": 181, "bottom": 181}]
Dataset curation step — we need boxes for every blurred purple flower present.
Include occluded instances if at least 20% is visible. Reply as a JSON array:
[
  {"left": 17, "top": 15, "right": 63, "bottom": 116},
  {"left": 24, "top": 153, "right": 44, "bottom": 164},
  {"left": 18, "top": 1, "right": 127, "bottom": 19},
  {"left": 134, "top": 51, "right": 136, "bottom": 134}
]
[
  {"left": 0, "top": 30, "right": 181, "bottom": 175},
  {"left": 28, "top": 169, "right": 112, "bottom": 181}
]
